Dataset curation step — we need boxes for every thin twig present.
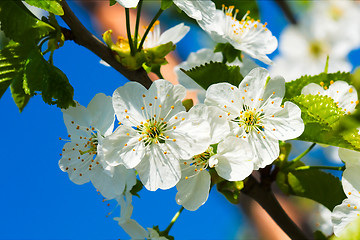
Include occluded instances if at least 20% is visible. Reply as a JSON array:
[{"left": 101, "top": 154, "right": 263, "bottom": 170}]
[
  {"left": 274, "top": 0, "right": 297, "bottom": 25},
  {"left": 60, "top": 0, "right": 152, "bottom": 88}
]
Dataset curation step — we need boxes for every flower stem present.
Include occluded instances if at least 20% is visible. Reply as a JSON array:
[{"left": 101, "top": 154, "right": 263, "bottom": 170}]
[
  {"left": 291, "top": 143, "right": 316, "bottom": 162},
  {"left": 162, "top": 206, "right": 185, "bottom": 235},
  {"left": 137, "top": 8, "right": 164, "bottom": 51},
  {"left": 295, "top": 165, "right": 345, "bottom": 171},
  {"left": 133, "top": 0, "right": 143, "bottom": 49},
  {"left": 125, "top": 8, "right": 135, "bottom": 56}
]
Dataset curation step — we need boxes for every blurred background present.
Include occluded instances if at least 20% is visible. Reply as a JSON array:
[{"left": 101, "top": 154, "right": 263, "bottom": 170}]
[{"left": 0, "top": 0, "right": 359, "bottom": 239}]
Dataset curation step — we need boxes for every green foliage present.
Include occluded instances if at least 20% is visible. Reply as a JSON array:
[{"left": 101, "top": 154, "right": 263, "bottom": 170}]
[
  {"left": 214, "top": 43, "right": 241, "bottom": 63},
  {"left": 213, "top": 0, "right": 259, "bottom": 19},
  {"left": 109, "top": 0, "right": 117, "bottom": 6},
  {"left": 0, "top": 42, "right": 75, "bottom": 111},
  {"left": 24, "top": 0, "right": 64, "bottom": 16},
  {"left": 182, "top": 99, "right": 193, "bottom": 112},
  {"left": 0, "top": 1, "right": 55, "bottom": 43},
  {"left": 291, "top": 94, "right": 360, "bottom": 151},
  {"left": 287, "top": 169, "right": 346, "bottom": 211},
  {"left": 130, "top": 179, "right": 143, "bottom": 198},
  {"left": 284, "top": 72, "right": 352, "bottom": 100},
  {"left": 331, "top": 217, "right": 360, "bottom": 240},
  {"left": 181, "top": 62, "right": 243, "bottom": 90},
  {"left": 216, "top": 180, "right": 244, "bottom": 204},
  {"left": 313, "top": 230, "right": 328, "bottom": 240},
  {"left": 161, "top": 0, "right": 173, "bottom": 10}
]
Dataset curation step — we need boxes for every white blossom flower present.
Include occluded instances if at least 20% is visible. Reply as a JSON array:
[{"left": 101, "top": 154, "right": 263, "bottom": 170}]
[
  {"left": 205, "top": 67, "right": 304, "bottom": 169},
  {"left": 173, "top": 0, "right": 216, "bottom": 24},
  {"left": 102, "top": 80, "right": 210, "bottom": 191},
  {"left": 116, "top": 0, "right": 139, "bottom": 8},
  {"left": 198, "top": 6, "right": 277, "bottom": 64},
  {"left": 175, "top": 105, "right": 254, "bottom": 211},
  {"left": 175, "top": 48, "right": 258, "bottom": 103},
  {"left": 143, "top": 21, "right": 190, "bottom": 49},
  {"left": 332, "top": 148, "right": 360, "bottom": 236},
  {"left": 306, "top": 0, "right": 360, "bottom": 52},
  {"left": 59, "top": 93, "right": 115, "bottom": 185},
  {"left": 301, "top": 81, "right": 358, "bottom": 114},
  {"left": 147, "top": 228, "right": 169, "bottom": 240},
  {"left": 270, "top": 24, "right": 352, "bottom": 82}
]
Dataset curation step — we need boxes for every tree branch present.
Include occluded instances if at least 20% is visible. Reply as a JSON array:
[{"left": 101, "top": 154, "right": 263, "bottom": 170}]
[
  {"left": 241, "top": 175, "right": 310, "bottom": 240},
  {"left": 274, "top": 0, "right": 297, "bottom": 25},
  {"left": 60, "top": 0, "right": 152, "bottom": 89}
]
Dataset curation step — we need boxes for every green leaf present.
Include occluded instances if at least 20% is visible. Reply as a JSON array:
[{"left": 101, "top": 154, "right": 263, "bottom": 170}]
[
  {"left": 182, "top": 99, "right": 193, "bottom": 112},
  {"left": 0, "top": 0, "right": 55, "bottom": 43},
  {"left": 161, "top": 0, "right": 173, "bottom": 10},
  {"left": 24, "top": 0, "right": 64, "bottom": 16},
  {"left": 216, "top": 180, "right": 244, "bottom": 204},
  {"left": 0, "top": 41, "right": 75, "bottom": 111},
  {"left": 313, "top": 230, "right": 328, "bottom": 240},
  {"left": 214, "top": 43, "right": 241, "bottom": 63},
  {"left": 291, "top": 94, "right": 360, "bottom": 151},
  {"left": 181, "top": 62, "right": 243, "bottom": 90},
  {"left": 130, "top": 179, "right": 143, "bottom": 198},
  {"left": 285, "top": 72, "right": 352, "bottom": 100},
  {"left": 287, "top": 169, "right": 346, "bottom": 211},
  {"left": 23, "top": 48, "right": 75, "bottom": 108},
  {"left": 109, "top": 0, "right": 117, "bottom": 6},
  {"left": 214, "top": 0, "right": 259, "bottom": 19}
]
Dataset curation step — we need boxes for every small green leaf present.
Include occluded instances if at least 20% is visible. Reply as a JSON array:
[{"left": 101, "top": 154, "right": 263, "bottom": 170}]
[
  {"left": 161, "top": 0, "right": 173, "bottom": 10},
  {"left": 24, "top": 0, "right": 64, "bottom": 16},
  {"left": 181, "top": 62, "right": 243, "bottom": 90},
  {"left": 182, "top": 99, "right": 193, "bottom": 112},
  {"left": 313, "top": 230, "right": 328, "bottom": 240},
  {"left": 214, "top": 43, "right": 241, "bottom": 63},
  {"left": 10, "top": 69, "right": 30, "bottom": 111},
  {"left": 287, "top": 169, "right": 346, "bottom": 211},
  {"left": 109, "top": 0, "right": 117, "bottom": 6},
  {"left": 216, "top": 180, "right": 243, "bottom": 204},
  {"left": 291, "top": 94, "right": 360, "bottom": 151},
  {"left": 285, "top": 72, "right": 352, "bottom": 100},
  {"left": 130, "top": 179, "right": 143, "bottom": 198},
  {"left": 0, "top": 0, "right": 55, "bottom": 43}
]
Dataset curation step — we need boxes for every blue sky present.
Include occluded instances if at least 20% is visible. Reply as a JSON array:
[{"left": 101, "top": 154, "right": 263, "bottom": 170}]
[{"left": 0, "top": 1, "right": 358, "bottom": 240}]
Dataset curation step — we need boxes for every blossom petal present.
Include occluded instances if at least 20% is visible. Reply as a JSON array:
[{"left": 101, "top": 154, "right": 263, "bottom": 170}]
[
  {"left": 136, "top": 145, "right": 181, "bottom": 191},
  {"left": 327, "top": 81, "right": 358, "bottom": 113},
  {"left": 62, "top": 102, "right": 91, "bottom": 135},
  {"left": 116, "top": 0, "right": 139, "bottom": 8},
  {"left": 158, "top": 23, "right": 190, "bottom": 45},
  {"left": 332, "top": 197, "right": 360, "bottom": 236},
  {"left": 166, "top": 111, "right": 211, "bottom": 159},
  {"left": 146, "top": 79, "right": 186, "bottom": 120},
  {"left": 240, "top": 68, "right": 285, "bottom": 109},
  {"left": 112, "top": 81, "right": 147, "bottom": 125},
  {"left": 102, "top": 125, "right": 145, "bottom": 168},
  {"left": 188, "top": 104, "right": 230, "bottom": 144},
  {"left": 173, "top": 0, "right": 216, "bottom": 22},
  {"left": 87, "top": 93, "right": 115, "bottom": 136},
  {"left": 213, "top": 137, "right": 254, "bottom": 181},
  {"left": 205, "top": 82, "right": 243, "bottom": 116},
  {"left": 176, "top": 168, "right": 210, "bottom": 211},
  {"left": 91, "top": 165, "right": 136, "bottom": 200},
  {"left": 262, "top": 101, "right": 304, "bottom": 141},
  {"left": 59, "top": 142, "right": 100, "bottom": 185},
  {"left": 248, "top": 131, "right": 279, "bottom": 169}
]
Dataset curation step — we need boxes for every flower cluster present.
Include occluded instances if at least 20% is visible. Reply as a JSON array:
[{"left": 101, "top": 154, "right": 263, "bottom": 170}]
[{"left": 59, "top": 64, "right": 305, "bottom": 237}]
